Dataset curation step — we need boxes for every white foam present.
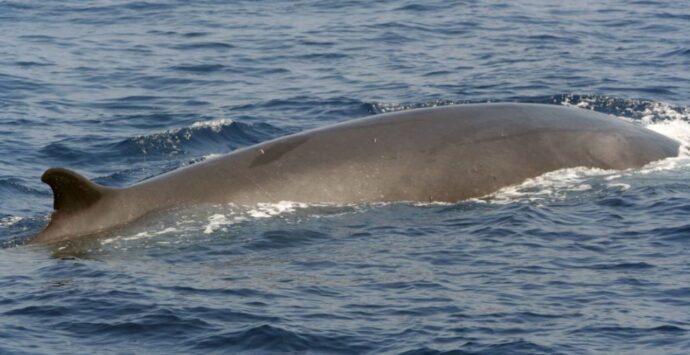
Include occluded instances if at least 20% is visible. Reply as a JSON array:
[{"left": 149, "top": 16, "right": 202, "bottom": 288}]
[
  {"left": 101, "top": 226, "right": 179, "bottom": 245},
  {"left": 203, "top": 214, "right": 248, "bottom": 234},
  {"left": 0, "top": 216, "right": 23, "bottom": 227},
  {"left": 635, "top": 102, "right": 690, "bottom": 173},
  {"left": 561, "top": 96, "right": 594, "bottom": 110},
  {"left": 646, "top": 119, "right": 690, "bottom": 156},
  {"left": 203, "top": 214, "right": 228, "bottom": 234},
  {"left": 487, "top": 167, "right": 616, "bottom": 203},
  {"left": 98, "top": 201, "right": 317, "bottom": 246},
  {"left": 130, "top": 118, "right": 235, "bottom": 154},
  {"left": 412, "top": 201, "right": 454, "bottom": 207},
  {"left": 190, "top": 118, "right": 234, "bottom": 132},
  {"left": 202, "top": 153, "right": 223, "bottom": 161},
  {"left": 639, "top": 101, "right": 690, "bottom": 124},
  {"left": 200, "top": 201, "right": 319, "bottom": 234},
  {"left": 247, "top": 201, "right": 309, "bottom": 218}
]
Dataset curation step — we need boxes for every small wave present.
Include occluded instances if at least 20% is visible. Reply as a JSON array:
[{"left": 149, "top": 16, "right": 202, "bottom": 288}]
[
  {"left": 203, "top": 202, "right": 312, "bottom": 234},
  {"left": 553, "top": 260, "right": 656, "bottom": 270},
  {"left": 246, "top": 229, "right": 328, "bottom": 251},
  {"left": 13, "top": 61, "right": 54, "bottom": 67},
  {"left": 170, "top": 64, "right": 228, "bottom": 73},
  {"left": 0, "top": 214, "right": 50, "bottom": 248},
  {"left": 556, "top": 94, "right": 690, "bottom": 122},
  {"left": 370, "top": 99, "right": 469, "bottom": 114},
  {"left": 246, "top": 201, "right": 311, "bottom": 219},
  {"left": 92, "top": 202, "right": 317, "bottom": 247},
  {"left": 372, "top": 95, "right": 690, "bottom": 125},
  {"left": 203, "top": 214, "right": 247, "bottom": 234},
  {"left": 402, "top": 339, "right": 555, "bottom": 355},
  {"left": 189, "top": 118, "right": 235, "bottom": 132},
  {"left": 190, "top": 324, "right": 366, "bottom": 353},
  {"left": 182, "top": 32, "right": 209, "bottom": 38},
  {"left": 170, "top": 42, "right": 235, "bottom": 50},
  {"left": 639, "top": 101, "right": 690, "bottom": 124},
  {"left": 231, "top": 96, "right": 372, "bottom": 128},
  {"left": 0, "top": 216, "right": 23, "bottom": 227},
  {"left": 100, "top": 227, "right": 179, "bottom": 245},
  {"left": 56, "top": 1, "right": 174, "bottom": 16},
  {"left": 661, "top": 48, "right": 690, "bottom": 57},
  {"left": 0, "top": 73, "right": 47, "bottom": 94},
  {"left": 484, "top": 167, "right": 616, "bottom": 203},
  {"left": 39, "top": 142, "right": 92, "bottom": 164},
  {"left": 113, "top": 118, "right": 276, "bottom": 156},
  {"left": 88, "top": 201, "right": 358, "bottom": 251},
  {"left": 394, "top": 4, "right": 448, "bottom": 12},
  {"left": 484, "top": 156, "right": 687, "bottom": 204},
  {"left": 571, "top": 324, "right": 687, "bottom": 337},
  {"left": 0, "top": 178, "right": 46, "bottom": 196}
]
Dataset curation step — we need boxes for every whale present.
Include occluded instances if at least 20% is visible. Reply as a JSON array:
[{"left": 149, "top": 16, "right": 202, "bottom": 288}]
[{"left": 28, "top": 103, "right": 679, "bottom": 244}]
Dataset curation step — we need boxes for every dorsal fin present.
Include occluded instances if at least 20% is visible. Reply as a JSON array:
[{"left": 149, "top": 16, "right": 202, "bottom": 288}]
[{"left": 41, "top": 168, "right": 107, "bottom": 213}]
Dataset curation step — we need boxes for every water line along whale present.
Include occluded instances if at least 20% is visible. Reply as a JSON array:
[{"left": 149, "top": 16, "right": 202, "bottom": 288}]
[{"left": 29, "top": 103, "right": 680, "bottom": 244}]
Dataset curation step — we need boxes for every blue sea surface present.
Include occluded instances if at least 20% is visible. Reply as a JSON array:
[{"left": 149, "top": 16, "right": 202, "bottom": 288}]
[{"left": 2, "top": 0, "right": 690, "bottom": 353}]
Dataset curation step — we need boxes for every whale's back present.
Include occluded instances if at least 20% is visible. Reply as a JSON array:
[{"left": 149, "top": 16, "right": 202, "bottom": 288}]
[
  {"left": 194, "top": 103, "right": 679, "bottom": 203},
  {"left": 29, "top": 104, "right": 680, "bottom": 244}
]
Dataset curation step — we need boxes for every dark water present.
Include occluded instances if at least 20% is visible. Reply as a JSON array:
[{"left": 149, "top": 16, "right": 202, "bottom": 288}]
[{"left": 2, "top": 0, "right": 690, "bottom": 353}]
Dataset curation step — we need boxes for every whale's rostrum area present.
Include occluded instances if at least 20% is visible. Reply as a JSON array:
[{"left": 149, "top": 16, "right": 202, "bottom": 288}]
[{"left": 29, "top": 103, "right": 680, "bottom": 245}]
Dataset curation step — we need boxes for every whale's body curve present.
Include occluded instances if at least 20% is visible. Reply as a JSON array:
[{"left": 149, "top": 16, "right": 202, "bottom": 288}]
[{"left": 29, "top": 103, "right": 680, "bottom": 244}]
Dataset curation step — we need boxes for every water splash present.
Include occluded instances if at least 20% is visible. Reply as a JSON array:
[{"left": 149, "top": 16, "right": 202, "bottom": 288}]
[
  {"left": 190, "top": 118, "right": 236, "bottom": 132},
  {"left": 0, "top": 216, "right": 23, "bottom": 227},
  {"left": 485, "top": 167, "right": 617, "bottom": 203}
]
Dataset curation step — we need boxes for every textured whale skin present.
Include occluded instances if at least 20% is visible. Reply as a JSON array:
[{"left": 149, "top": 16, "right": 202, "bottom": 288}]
[{"left": 29, "top": 103, "right": 680, "bottom": 244}]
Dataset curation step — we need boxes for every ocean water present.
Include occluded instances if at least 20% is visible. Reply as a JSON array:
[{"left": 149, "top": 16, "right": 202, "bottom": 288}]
[{"left": 2, "top": 0, "right": 690, "bottom": 353}]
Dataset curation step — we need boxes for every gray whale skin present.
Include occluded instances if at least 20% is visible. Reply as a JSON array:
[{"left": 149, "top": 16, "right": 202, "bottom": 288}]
[{"left": 29, "top": 103, "right": 679, "bottom": 244}]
